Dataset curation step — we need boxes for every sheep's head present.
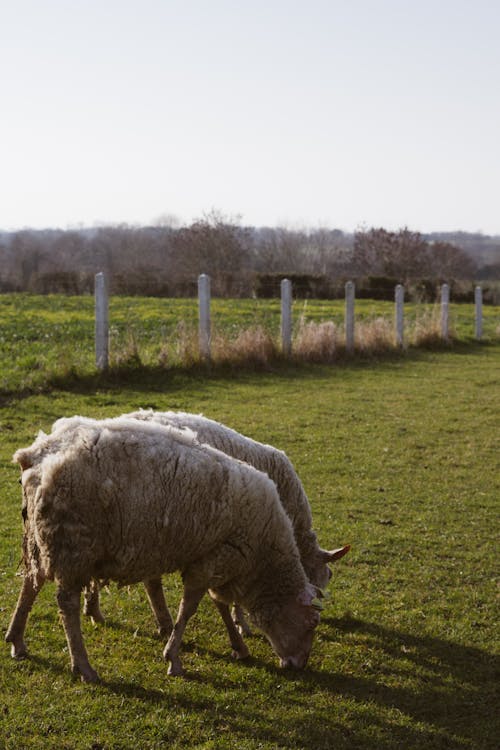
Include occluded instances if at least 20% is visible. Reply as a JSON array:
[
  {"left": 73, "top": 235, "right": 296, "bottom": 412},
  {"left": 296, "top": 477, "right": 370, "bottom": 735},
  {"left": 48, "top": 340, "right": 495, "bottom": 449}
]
[{"left": 259, "top": 583, "right": 321, "bottom": 669}]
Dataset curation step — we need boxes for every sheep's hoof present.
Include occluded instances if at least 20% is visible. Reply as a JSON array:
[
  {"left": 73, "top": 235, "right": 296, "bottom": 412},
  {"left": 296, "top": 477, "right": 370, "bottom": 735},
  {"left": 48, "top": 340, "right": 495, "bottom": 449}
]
[
  {"left": 5, "top": 634, "right": 28, "bottom": 659},
  {"left": 167, "top": 663, "right": 185, "bottom": 677},
  {"left": 83, "top": 605, "right": 106, "bottom": 625},
  {"left": 231, "top": 646, "right": 250, "bottom": 660},
  {"left": 165, "top": 650, "right": 184, "bottom": 676},
  {"left": 10, "top": 643, "right": 28, "bottom": 659},
  {"left": 73, "top": 664, "right": 100, "bottom": 683}
]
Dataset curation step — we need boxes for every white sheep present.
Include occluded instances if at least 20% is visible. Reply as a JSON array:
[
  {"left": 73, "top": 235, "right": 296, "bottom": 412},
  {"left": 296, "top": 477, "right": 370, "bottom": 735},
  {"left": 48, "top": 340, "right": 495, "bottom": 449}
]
[
  {"left": 122, "top": 410, "right": 350, "bottom": 635},
  {"left": 8, "top": 417, "right": 321, "bottom": 682},
  {"left": 7, "top": 411, "right": 349, "bottom": 659}
]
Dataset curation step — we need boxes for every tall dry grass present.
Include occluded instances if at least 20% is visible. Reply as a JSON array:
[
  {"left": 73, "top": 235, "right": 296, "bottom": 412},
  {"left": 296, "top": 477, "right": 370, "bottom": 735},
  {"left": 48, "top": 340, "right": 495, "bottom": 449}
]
[
  {"left": 145, "top": 311, "right": 460, "bottom": 370},
  {"left": 293, "top": 319, "right": 340, "bottom": 362},
  {"left": 212, "top": 325, "right": 278, "bottom": 366},
  {"left": 410, "top": 306, "right": 453, "bottom": 347},
  {"left": 354, "top": 317, "right": 395, "bottom": 354}
]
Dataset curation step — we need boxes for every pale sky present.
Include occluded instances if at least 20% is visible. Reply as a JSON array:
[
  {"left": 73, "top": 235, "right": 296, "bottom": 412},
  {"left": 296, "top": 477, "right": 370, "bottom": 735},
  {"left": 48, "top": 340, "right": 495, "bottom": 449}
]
[{"left": 1, "top": 0, "right": 499, "bottom": 234}]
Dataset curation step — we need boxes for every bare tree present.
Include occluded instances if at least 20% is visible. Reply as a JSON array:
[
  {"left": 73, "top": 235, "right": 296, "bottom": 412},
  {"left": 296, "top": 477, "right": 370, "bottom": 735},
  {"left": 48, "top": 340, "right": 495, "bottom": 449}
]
[
  {"left": 171, "top": 210, "right": 251, "bottom": 295},
  {"left": 352, "top": 227, "right": 431, "bottom": 280}
]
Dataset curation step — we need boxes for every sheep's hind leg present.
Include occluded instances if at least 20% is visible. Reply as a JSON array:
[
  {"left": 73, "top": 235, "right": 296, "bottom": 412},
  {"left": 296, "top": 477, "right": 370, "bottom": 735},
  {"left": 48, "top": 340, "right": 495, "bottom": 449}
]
[
  {"left": 5, "top": 571, "right": 45, "bottom": 658},
  {"left": 143, "top": 577, "right": 174, "bottom": 637},
  {"left": 163, "top": 586, "right": 205, "bottom": 677},
  {"left": 56, "top": 586, "right": 99, "bottom": 683},
  {"left": 212, "top": 599, "right": 249, "bottom": 660},
  {"left": 82, "top": 579, "right": 106, "bottom": 624}
]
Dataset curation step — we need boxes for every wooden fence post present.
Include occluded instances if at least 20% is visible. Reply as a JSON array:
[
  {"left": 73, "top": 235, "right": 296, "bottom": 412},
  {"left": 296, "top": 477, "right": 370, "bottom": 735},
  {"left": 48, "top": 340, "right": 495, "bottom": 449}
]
[
  {"left": 345, "top": 281, "right": 355, "bottom": 353},
  {"left": 395, "top": 284, "right": 404, "bottom": 348},
  {"left": 441, "top": 283, "right": 450, "bottom": 341},
  {"left": 475, "top": 286, "right": 483, "bottom": 340},
  {"left": 95, "top": 272, "right": 108, "bottom": 370},
  {"left": 198, "top": 274, "right": 211, "bottom": 361},
  {"left": 281, "top": 278, "right": 292, "bottom": 356}
]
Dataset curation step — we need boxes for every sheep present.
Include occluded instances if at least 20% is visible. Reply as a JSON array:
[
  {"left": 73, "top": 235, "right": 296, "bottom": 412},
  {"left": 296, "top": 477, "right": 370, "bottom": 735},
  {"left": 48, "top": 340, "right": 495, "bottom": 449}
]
[
  {"left": 120, "top": 409, "right": 350, "bottom": 636},
  {"left": 5, "top": 417, "right": 177, "bottom": 659},
  {"left": 8, "top": 417, "right": 321, "bottom": 682},
  {"left": 7, "top": 411, "right": 349, "bottom": 659}
]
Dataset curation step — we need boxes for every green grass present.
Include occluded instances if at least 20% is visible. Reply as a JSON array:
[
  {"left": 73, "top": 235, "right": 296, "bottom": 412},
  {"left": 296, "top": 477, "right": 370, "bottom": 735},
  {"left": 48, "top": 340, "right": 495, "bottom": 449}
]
[
  {"left": 0, "top": 296, "right": 499, "bottom": 748},
  {"left": 0, "top": 293, "right": 498, "bottom": 394}
]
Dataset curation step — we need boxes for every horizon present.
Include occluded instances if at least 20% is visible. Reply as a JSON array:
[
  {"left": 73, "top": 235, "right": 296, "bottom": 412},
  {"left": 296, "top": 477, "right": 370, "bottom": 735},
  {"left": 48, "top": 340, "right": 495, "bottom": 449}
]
[
  {"left": 1, "top": 221, "right": 499, "bottom": 240},
  {"left": 2, "top": 1, "right": 499, "bottom": 235}
]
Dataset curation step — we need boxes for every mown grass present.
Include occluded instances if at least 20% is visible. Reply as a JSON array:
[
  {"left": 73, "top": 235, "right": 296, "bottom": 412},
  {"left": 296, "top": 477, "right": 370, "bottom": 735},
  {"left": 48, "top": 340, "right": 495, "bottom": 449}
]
[{"left": 0, "top": 331, "right": 499, "bottom": 749}]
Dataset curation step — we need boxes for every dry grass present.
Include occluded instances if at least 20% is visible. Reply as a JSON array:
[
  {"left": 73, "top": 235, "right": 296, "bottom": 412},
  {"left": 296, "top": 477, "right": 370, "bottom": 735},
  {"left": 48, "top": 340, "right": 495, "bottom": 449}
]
[
  {"left": 293, "top": 319, "right": 340, "bottom": 363},
  {"left": 212, "top": 325, "right": 278, "bottom": 366},
  {"left": 354, "top": 316, "right": 395, "bottom": 354},
  {"left": 150, "top": 312, "right": 462, "bottom": 370},
  {"left": 410, "top": 306, "right": 455, "bottom": 347},
  {"left": 172, "top": 321, "right": 200, "bottom": 367}
]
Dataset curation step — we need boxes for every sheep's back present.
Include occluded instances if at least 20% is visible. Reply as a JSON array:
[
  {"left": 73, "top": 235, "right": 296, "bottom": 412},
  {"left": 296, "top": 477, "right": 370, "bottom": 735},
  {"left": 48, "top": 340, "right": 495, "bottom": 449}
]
[{"left": 29, "top": 421, "right": 285, "bottom": 590}]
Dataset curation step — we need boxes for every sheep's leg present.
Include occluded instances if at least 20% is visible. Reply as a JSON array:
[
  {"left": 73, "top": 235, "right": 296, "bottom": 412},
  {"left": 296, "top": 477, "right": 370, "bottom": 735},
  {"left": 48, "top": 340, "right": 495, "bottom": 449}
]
[
  {"left": 212, "top": 599, "right": 249, "bottom": 660},
  {"left": 5, "top": 571, "right": 45, "bottom": 658},
  {"left": 163, "top": 586, "right": 205, "bottom": 677},
  {"left": 232, "top": 604, "right": 253, "bottom": 637},
  {"left": 143, "top": 577, "right": 174, "bottom": 637},
  {"left": 82, "top": 579, "right": 105, "bottom": 624},
  {"left": 56, "top": 586, "right": 99, "bottom": 683}
]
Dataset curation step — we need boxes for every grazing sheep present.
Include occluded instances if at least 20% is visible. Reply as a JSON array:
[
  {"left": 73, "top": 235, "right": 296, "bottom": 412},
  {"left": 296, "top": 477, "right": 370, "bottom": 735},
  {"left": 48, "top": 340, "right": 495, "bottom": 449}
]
[
  {"left": 122, "top": 410, "right": 350, "bottom": 635},
  {"left": 8, "top": 417, "right": 321, "bottom": 681},
  {"left": 7, "top": 411, "right": 349, "bottom": 657}
]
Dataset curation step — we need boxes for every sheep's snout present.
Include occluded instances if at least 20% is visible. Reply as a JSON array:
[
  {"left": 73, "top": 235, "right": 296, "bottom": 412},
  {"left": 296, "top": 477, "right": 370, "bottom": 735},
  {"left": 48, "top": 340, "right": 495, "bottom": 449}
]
[{"left": 279, "top": 653, "right": 309, "bottom": 669}]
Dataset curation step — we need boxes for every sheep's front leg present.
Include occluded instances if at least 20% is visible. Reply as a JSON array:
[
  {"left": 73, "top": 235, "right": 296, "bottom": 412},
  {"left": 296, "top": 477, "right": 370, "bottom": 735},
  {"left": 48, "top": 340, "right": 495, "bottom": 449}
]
[
  {"left": 163, "top": 586, "right": 205, "bottom": 676},
  {"left": 5, "top": 571, "right": 45, "bottom": 658},
  {"left": 212, "top": 599, "right": 249, "bottom": 660},
  {"left": 82, "top": 579, "right": 105, "bottom": 624},
  {"left": 56, "top": 586, "right": 99, "bottom": 683},
  {"left": 143, "top": 577, "right": 174, "bottom": 637},
  {"left": 232, "top": 604, "right": 253, "bottom": 637}
]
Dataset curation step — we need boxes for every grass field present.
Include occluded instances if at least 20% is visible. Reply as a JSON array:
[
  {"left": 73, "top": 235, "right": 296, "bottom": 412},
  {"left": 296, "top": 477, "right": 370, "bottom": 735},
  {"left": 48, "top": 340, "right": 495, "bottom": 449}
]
[
  {"left": 0, "top": 293, "right": 498, "bottom": 394},
  {"left": 0, "top": 295, "right": 499, "bottom": 749}
]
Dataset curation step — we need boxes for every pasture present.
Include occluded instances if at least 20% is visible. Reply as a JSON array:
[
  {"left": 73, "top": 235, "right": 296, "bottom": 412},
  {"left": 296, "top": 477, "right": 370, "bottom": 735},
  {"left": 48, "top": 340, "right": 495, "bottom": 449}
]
[
  {"left": 0, "top": 295, "right": 499, "bottom": 749},
  {"left": 1, "top": 293, "right": 499, "bottom": 394}
]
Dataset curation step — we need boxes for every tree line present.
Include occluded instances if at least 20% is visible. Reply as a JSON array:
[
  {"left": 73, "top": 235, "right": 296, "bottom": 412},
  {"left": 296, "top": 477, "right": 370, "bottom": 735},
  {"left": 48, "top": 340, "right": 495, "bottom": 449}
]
[{"left": 1, "top": 212, "right": 498, "bottom": 301}]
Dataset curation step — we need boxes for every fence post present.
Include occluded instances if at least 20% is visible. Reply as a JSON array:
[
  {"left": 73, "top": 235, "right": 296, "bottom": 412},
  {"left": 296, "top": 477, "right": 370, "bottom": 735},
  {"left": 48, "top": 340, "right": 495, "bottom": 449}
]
[
  {"left": 198, "top": 273, "right": 211, "bottom": 361},
  {"left": 475, "top": 286, "right": 483, "bottom": 340},
  {"left": 345, "top": 281, "right": 355, "bottom": 353},
  {"left": 395, "top": 284, "right": 404, "bottom": 348},
  {"left": 281, "top": 278, "right": 292, "bottom": 356},
  {"left": 441, "top": 283, "right": 450, "bottom": 341},
  {"left": 95, "top": 272, "right": 109, "bottom": 370}
]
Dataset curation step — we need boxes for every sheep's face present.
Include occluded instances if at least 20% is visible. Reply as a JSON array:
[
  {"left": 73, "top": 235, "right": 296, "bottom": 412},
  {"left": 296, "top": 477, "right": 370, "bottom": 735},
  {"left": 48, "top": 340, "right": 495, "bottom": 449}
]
[
  {"left": 305, "top": 555, "right": 332, "bottom": 591},
  {"left": 260, "top": 586, "right": 321, "bottom": 669}
]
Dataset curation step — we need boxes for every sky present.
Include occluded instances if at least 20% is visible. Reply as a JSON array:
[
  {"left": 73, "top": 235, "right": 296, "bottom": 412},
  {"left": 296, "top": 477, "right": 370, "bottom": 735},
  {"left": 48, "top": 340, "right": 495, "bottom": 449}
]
[{"left": 1, "top": 0, "right": 499, "bottom": 235}]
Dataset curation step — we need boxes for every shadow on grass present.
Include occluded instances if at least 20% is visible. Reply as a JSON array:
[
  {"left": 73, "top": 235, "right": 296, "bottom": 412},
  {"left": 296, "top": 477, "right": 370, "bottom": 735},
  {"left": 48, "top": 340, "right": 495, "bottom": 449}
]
[
  {"left": 94, "top": 614, "right": 498, "bottom": 750},
  {"left": 7, "top": 613, "right": 498, "bottom": 749}
]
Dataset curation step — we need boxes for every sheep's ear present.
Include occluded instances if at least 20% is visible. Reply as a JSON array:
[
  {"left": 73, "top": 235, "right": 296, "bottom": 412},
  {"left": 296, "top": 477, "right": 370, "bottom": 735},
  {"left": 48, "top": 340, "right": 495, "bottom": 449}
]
[
  {"left": 13, "top": 449, "right": 33, "bottom": 471},
  {"left": 322, "top": 544, "right": 351, "bottom": 563}
]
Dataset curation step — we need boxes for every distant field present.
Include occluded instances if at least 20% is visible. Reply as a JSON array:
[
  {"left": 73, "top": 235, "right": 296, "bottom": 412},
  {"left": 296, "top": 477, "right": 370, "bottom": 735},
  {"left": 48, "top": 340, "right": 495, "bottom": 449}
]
[
  {"left": 0, "top": 343, "right": 498, "bottom": 749},
  {"left": 0, "top": 293, "right": 498, "bottom": 394}
]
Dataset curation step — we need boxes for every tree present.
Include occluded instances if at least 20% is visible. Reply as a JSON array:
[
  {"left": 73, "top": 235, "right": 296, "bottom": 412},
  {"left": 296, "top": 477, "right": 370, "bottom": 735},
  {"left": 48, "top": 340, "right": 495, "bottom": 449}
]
[
  {"left": 171, "top": 210, "right": 251, "bottom": 296},
  {"left": 427, "top": 241, "right": 476, "bottom": 280},
  {"left": 352, "top": 227, "right": 430, "bottom": 280}
]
